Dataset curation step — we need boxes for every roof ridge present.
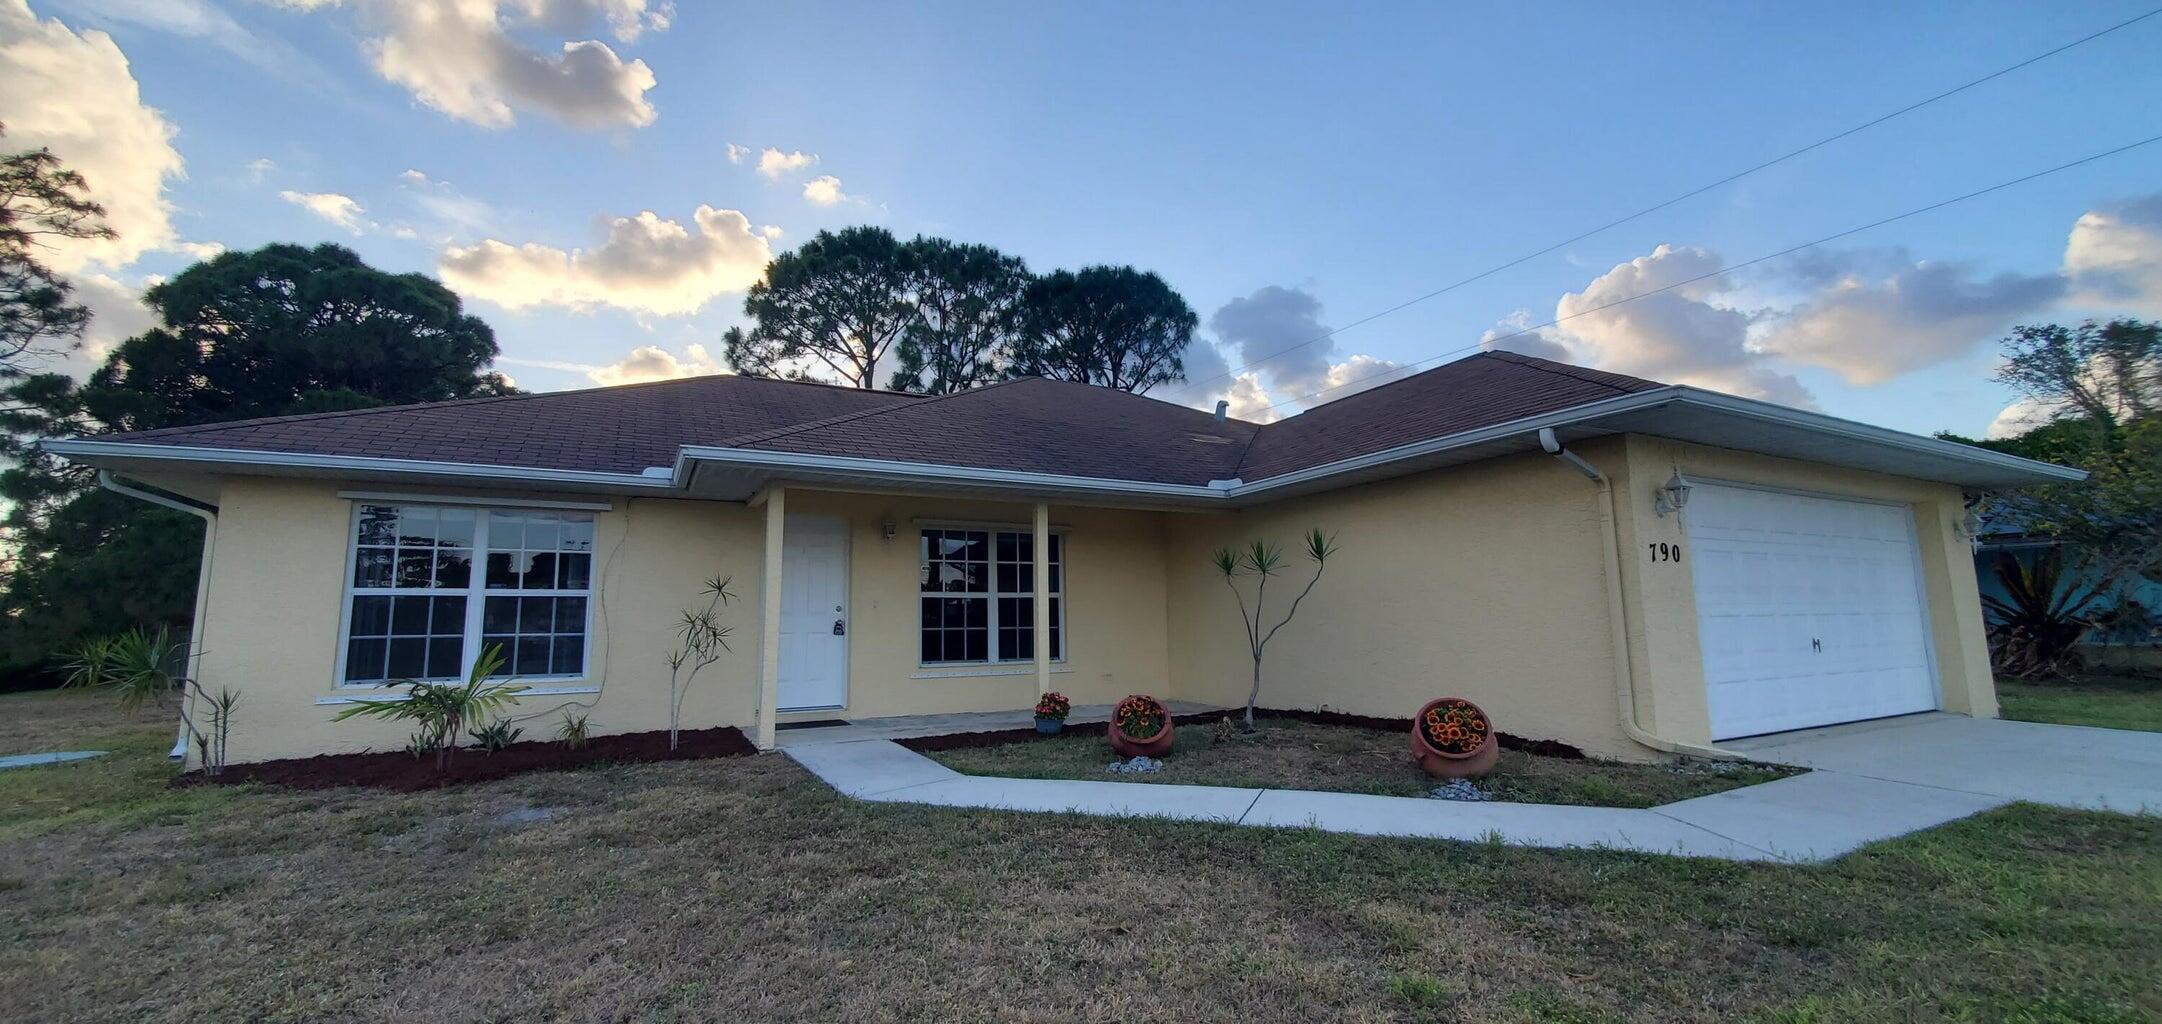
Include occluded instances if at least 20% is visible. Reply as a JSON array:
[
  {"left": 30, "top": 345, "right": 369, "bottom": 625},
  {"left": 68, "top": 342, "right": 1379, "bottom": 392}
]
[
  {"left": 1479, "top": 350, "right": 1653, "bottom": 394},
  {"left": 713, "top": 376, "right": 1036, "bottom": 448},
  {"left": 99, "top": 371, "right": 928, "bottom": 443}
]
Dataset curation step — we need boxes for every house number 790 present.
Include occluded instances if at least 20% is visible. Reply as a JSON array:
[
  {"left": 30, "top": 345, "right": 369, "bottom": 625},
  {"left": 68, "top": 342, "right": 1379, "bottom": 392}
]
[{"left": 1647, "top": 542, "right": 1683, "bottom": 563}]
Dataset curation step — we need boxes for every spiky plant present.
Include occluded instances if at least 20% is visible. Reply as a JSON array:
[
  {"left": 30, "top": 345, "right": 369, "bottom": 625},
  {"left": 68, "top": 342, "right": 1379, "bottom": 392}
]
[
  {"left": 1211, "top": 527, "right": 1339, "bottom": 731},
  {"left": 1981, "top": 548, "right": 2099, "bottom": 678},
  {"left": 333, "top": 644, "right": 527, "bottom": 771}
]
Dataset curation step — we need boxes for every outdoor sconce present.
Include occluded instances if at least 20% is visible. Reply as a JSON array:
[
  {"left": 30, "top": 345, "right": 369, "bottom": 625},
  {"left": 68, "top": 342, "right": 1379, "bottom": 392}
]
[
  {"left": 1654, "top": 471, "right": 1693, "bottom": 518},
  {"left": 881, "top": 519, "right": 897, "bottom": 541}
]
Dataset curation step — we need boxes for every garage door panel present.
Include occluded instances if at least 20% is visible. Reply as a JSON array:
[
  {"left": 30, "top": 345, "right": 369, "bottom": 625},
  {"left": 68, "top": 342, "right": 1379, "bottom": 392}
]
[{"left": 1690, "top": 483, "right": 1938, "bottom": 740}]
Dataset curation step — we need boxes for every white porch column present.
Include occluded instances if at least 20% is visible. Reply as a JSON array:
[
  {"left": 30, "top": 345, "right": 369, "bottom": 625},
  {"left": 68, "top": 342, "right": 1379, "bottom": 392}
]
[
  {"left": 756, "top": 486, "right": 786, "bottom": 750},
  {"left": 1033, "top": 500, "right": 1051, "bottom": 697}
]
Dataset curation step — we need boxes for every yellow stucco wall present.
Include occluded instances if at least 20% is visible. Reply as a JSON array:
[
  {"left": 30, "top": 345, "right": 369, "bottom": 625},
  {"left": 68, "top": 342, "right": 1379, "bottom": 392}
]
[
  {"left": 189, "top": 431, "right": 1996, "bottom": 765},
  {"left": 195, "top": 477, "right": 764, "bottom": 763},
  {"left": 1167, "top": 441, "right": 1642, "bottom": 757},
  {"left": 193, "top": 479, "right": 1176, "bottom": 763},
  {"left": 777, "top": 490, "right": 1175, "bottom": 720}
]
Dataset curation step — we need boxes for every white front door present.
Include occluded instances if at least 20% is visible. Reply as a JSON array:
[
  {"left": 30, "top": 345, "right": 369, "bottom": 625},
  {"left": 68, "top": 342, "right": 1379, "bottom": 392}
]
[
  {"left": 777, "top": 515, "right": 848, "bottom": 712},
  {"left": 1687, "top": 483, "right": 1939, "bottom": 740}
]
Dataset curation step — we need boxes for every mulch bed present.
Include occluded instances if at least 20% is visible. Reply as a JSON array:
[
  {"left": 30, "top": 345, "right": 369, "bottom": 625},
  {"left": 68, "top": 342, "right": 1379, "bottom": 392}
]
[
  {"left": 182, "top": 726, "right": 756, "bottom": 792},
  {"left": 897, "top": 707, "right": 1585, "bottom": 759}
]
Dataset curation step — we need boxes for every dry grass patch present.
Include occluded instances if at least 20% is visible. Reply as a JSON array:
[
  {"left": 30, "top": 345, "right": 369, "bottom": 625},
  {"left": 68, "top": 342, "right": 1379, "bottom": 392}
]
[
  {"left": 1, "top": 690, "right": 2158, "bottom": 1023},
  {"left": 927, "top": 718, "right": 1799, "bottom": 808}
]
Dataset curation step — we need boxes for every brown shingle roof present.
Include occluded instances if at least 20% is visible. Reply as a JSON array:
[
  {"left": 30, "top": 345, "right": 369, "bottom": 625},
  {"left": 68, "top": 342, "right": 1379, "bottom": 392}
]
[
  {"left": 1235, "top": 351, "right": 1666, "bottom": 481},
  {"left": 97, "top": 374, "right": 926, "bottom": 475},
  {"left": 83, "top": 352, "right": 1675, "bottom": 486}
]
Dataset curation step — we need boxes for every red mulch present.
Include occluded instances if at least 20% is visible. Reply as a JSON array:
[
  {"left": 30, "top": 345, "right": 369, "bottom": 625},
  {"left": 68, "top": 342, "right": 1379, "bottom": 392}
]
[
  {"left": 896, "top": 708, "right": 1585, "bottom": 759},
  {"left": 183, "top": 726, "right": 756, "bottom": 792}
]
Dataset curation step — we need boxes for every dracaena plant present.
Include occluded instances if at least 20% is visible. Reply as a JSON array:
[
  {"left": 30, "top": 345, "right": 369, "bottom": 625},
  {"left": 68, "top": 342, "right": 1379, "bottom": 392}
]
[
  {"left": 1211, "top": 528, "right": 1339, "bottom": 731},
  {"left": 333, "top": 643, "right": 527, "bottom": 771},
  {"left": 61, "top": 627, "right": 241, "bottom": 776},
  {"left": 665, "top": 576, "right": 736, "bottom": 750}
]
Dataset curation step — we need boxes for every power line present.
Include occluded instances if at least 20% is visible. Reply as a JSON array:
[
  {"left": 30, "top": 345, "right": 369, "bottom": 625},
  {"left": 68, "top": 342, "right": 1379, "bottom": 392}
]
[
  {"left": 1252, "top": 132, "right": 2162, "bottom": 416},
  {"left": 1164, "top": 5, "right": 2162, "bottom": 402}
]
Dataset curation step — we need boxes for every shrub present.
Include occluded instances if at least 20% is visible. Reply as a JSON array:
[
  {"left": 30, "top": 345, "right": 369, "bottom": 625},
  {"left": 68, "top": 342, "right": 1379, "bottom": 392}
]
[
  {"left": 468, "top": 718, "right": 523, "bottom": 752},
  {"left": 556, "top": 711, "right": 591, "bottom": 749},
  {"left": 1981, "top": 549, "right": 2098, "bottom": 677},
  {"left": 333, "top": 644, "right": 527, "bottom": 771}
]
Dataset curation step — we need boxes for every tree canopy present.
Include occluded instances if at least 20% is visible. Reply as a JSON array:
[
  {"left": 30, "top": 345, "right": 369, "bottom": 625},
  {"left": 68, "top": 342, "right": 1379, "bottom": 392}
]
[
  {"left": 886, "top": 238, "right": 1030, "bottom": 394},
  {"left": 0, "top": 243, "right": 512, "bottom": 686},
  {"left": 722, "top": 226, "right": 917, "bottom": 389},
  {"left": 1007, "top": 266, "right": 1196, "bottom": 392},
  {"left": 724, "top": 229, "right": 1194, "bottom": 395},
  {"left": 1950, "top": 318, "right": 2162, "bottom": 597},
  {"left": 0, "top": 127, "right": 113, "bottom": 378}
]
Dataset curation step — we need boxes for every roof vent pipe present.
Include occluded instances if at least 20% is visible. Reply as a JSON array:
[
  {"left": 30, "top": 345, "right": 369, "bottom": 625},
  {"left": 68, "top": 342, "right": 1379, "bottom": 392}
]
[{"left": 1213, "top": 400, "right": 1228, "bottom": 422}]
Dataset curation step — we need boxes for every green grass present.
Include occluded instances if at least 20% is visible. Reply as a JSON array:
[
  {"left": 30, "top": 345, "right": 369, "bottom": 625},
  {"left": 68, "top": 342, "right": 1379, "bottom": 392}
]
[
  {"left": 1998, "top": 673, "right": 2162, "bottom": 733},
  {"left": 2, "top": 689, "right": 2159, "bottom": 1022},
  {"left": 927, "top": 717, "right": 1800, "bottom": 808}
]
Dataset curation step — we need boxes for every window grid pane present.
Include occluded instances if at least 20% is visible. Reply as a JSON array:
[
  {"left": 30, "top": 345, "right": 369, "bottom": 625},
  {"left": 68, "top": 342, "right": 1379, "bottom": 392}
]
[
  {"left": 345, "top": 505, "right": 592, "bottom": 685},
  {"left": 920, "top": 528, "right": 1065, "bottom": 666}
]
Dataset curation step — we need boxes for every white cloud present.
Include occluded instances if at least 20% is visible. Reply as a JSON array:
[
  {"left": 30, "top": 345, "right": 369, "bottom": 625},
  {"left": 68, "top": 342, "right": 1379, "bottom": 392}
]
[
  {"left": 1986, "top": 396, "right": 2060, "bottom": 440},
  {"left": 1204, "top": 284, "right": 1403, "bottom": 411},
  {"left": 585, "top": 342, "right": 723, "bottom": 385},
  {"left": 725, "top": 143, "right": 749, "bottom": 164},
  {"left": 279, "top": 189, "right": 369, "bottom": 233},
  {"left": 757, "top": 148, "right": 817, "bottom": 178},
  {"left": 246, "top": 157, "right": 277, "bottom": 182},
  {"left": 1550, "top": 244, "right": 1812, "bottom": 406},
  {"left": 1754, "top": 252, "right": 2063, "bottom": 386},
  {"left": 51, "top": 0, "right": 332, "bottom": 85},
  {"left": 172, "top": 240, "right": 226, "bottom": 259},
  {"left": 0, "top": 0, "right": 186, "bottom": 272},
  {"left": 439, "top": 204, "right": 773, "bottom": 316},
  {"left": 2065, "top": 193, "right": 2162, "bottom": 314},
  {"left": 1478, "top": 309, "right": 1573, "bottom": 362},
  {"left": 397, "top": 168, "right": 495, "bottom": 238},
  {"left": 801, "top": 174, "right": 852, "bottom": 206},
  {"left": 356, "top": 0, "right": 664, "bottom": 131}
]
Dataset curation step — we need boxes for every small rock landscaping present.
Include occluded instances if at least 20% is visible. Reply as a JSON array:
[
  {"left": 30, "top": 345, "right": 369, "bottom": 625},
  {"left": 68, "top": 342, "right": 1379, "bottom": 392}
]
[{"left": 923, "top": 715, "right": 1801, "bottom": 808}]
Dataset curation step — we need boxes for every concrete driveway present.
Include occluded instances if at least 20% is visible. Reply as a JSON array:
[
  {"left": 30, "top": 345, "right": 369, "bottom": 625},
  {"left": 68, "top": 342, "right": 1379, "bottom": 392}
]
[{"left": 1727, "top": 712, "right": 2162, "bottom": 816}]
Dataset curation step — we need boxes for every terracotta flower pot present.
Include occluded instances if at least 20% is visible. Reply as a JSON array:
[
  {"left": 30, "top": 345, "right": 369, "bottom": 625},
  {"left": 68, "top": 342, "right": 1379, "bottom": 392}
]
[
  {"left": 1108, "top": 695, "right": 1173, "bottom": 758},
  {"left": 1411, "top": 697, "right": 1499, "bottom": 779}
]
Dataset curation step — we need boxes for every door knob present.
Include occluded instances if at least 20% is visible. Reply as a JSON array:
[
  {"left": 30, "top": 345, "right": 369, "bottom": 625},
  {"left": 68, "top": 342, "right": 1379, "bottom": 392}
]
[
  {"left": 832, "top": 619, "right": 846, "bottom": 636},
  {"left": 1811, "top": 638, "right": 1822, "bottom": 653}
]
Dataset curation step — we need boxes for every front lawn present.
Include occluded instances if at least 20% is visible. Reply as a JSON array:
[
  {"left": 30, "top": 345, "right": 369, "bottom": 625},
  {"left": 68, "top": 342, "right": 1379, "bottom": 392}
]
[
  {"left": 1998, "top": 672, "right": 2162, "bottom": 732},
  {"left": 2, "top": 689, "right": 2159, "bottom": 1022},
  {"left": 924, "top": 717, "right": 1800, "bottom": 808}
]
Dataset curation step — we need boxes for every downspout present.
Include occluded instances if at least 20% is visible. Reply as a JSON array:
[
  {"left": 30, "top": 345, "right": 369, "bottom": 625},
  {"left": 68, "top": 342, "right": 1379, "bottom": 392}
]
[
  {"left": 96, "top": 471, "right": 217, "bottom": 763},
  {"left": 1535, "top": 430, "right": 1743, "bottom": 761}
]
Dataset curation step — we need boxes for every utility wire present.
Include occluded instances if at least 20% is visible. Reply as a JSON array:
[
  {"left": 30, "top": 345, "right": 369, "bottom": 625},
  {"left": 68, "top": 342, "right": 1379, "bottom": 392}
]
[
  {"left": 1162, "top": 5, "right": 2162, "bottom": 402},
  {"left": 1252, "top": 132, "right": 2162, "bottom": 416}
]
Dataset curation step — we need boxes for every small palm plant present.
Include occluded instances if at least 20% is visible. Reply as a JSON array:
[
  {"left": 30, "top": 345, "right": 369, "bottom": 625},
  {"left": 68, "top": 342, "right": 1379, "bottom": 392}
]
[
  {"left": 1212, "top": 528, "right": 1338, "bottom": 732},
  {"left": 62, "top": 627, "right": 240, "bottom": 775},
  {"left": 333, "top": 644, "right": 527, "bottom": 771}
]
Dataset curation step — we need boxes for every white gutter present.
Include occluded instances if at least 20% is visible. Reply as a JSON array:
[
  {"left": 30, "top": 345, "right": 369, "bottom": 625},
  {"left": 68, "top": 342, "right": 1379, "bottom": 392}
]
[
  {"left": 45, "top": 384, "right": 2084, "bottom": 510},
  {"left": 1534, "top": 429, "right": 1745, "bottom": 762},
  {"left": 45, "top": 440, "right": 679, "bottom": 491},
  {"left": 96, "top": 471, "right": 216, "bottom": 763},
  {"left": 1223, "top": 387, "right": 2086, "bottom": 500}
]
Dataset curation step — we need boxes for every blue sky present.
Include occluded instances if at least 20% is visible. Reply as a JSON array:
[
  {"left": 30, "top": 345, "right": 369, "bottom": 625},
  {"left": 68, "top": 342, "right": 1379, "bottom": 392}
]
[{"left": 8, "top": 0, "right": 2162, "bottom": 438}]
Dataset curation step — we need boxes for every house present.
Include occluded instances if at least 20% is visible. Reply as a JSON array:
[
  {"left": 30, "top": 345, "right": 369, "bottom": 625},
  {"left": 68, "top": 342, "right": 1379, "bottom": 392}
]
[{"left": 45, "top": 351, "right": 2083, "bottom": 766}]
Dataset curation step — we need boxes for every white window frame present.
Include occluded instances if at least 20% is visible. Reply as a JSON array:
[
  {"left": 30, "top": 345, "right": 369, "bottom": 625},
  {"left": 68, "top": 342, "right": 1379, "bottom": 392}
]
[
  {"left": 917, "top": 526, "right": 1067, "bottom": 668},
  {"left": 334, "top": 501, "right": 597, "bottom": 689}
]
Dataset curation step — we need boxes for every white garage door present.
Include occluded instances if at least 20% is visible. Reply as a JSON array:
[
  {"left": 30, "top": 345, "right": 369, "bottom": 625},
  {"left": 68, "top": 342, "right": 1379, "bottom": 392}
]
[{"left": 1687, "top": 483, "right": 1938, "bottom": 740}]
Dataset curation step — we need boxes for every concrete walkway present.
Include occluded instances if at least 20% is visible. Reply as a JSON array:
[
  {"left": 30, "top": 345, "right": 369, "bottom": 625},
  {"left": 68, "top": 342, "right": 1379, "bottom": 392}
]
[
  {"left": 0, "top": 750, "right": 106, "bottom": 770},
  {"left": 785, "top": 712, "right": 2162, "bottom": 864}
]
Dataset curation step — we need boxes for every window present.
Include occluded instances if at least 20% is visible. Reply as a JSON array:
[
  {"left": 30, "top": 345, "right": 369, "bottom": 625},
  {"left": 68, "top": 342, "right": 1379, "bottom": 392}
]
[
  {"left": 341, "top": 504, "right": 594, "bottom": 685},
  {"left": 919, "top": 528, "right": 1062, "bottom": 665}
]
